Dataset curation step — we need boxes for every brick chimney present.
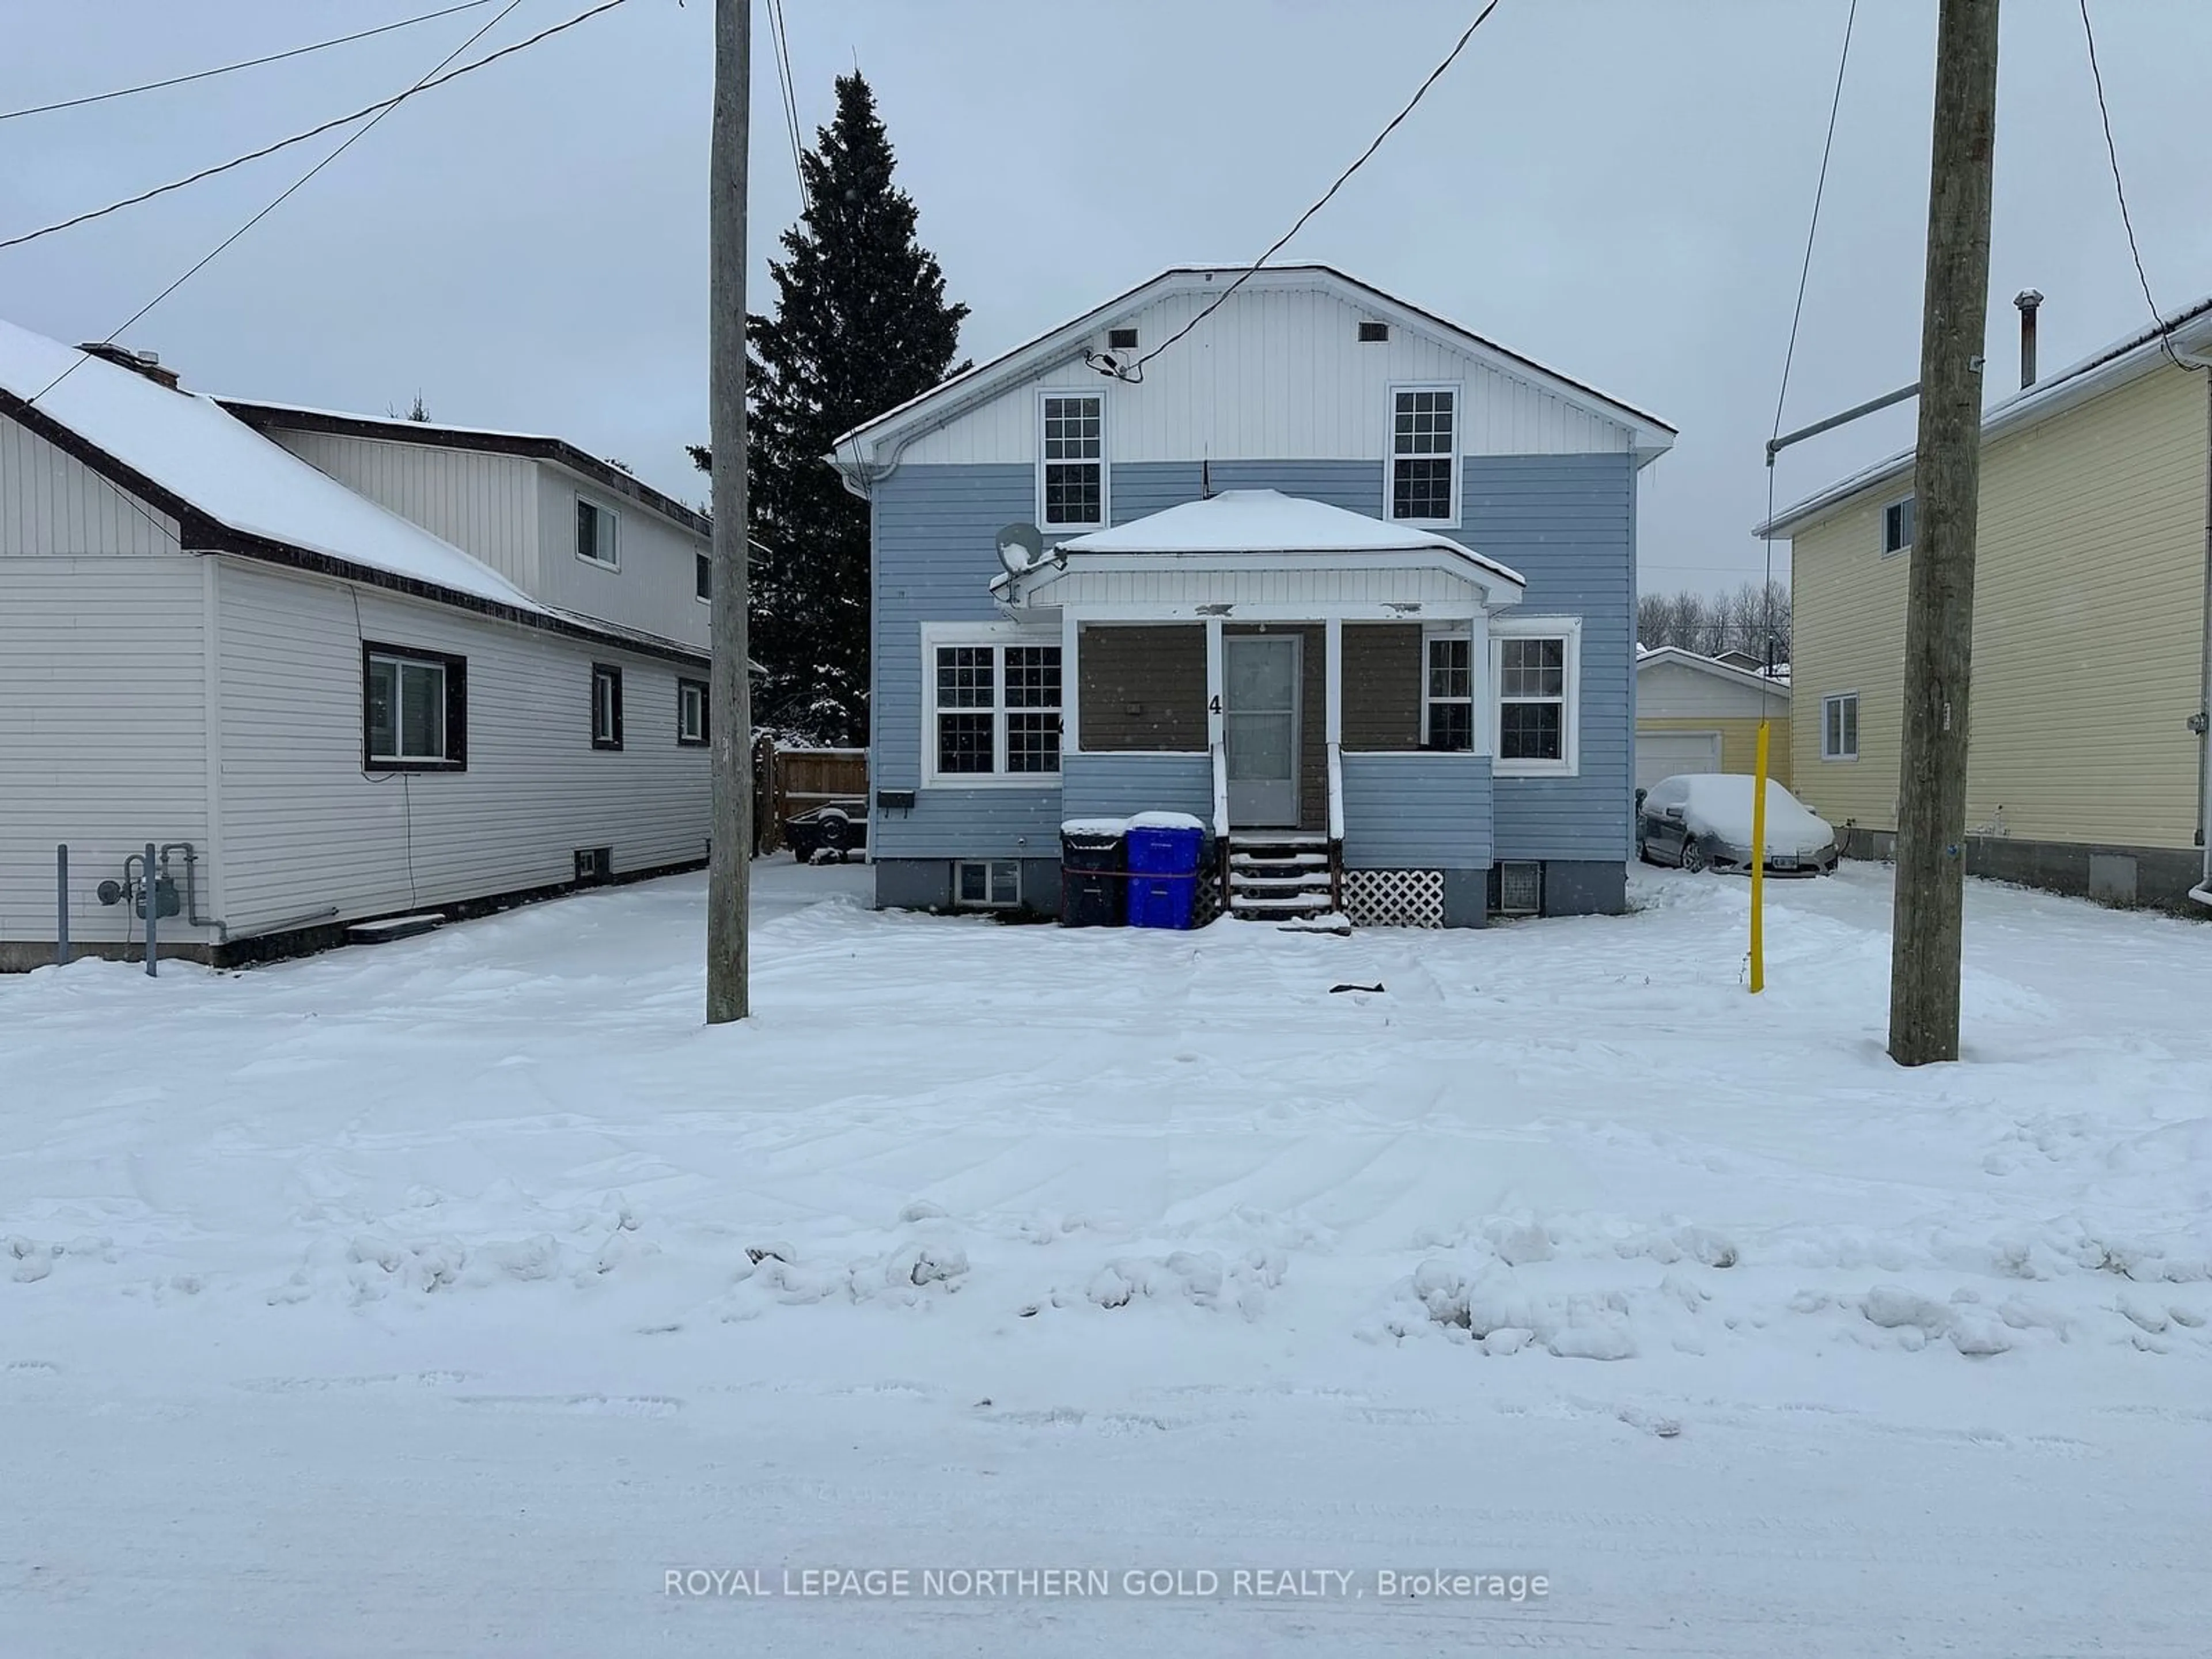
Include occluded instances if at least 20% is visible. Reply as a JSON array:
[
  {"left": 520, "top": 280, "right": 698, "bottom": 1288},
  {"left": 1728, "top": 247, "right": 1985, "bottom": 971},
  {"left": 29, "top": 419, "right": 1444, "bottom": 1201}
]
[{"left": 78, "top": 342, "right": 181, "bottom": 391}]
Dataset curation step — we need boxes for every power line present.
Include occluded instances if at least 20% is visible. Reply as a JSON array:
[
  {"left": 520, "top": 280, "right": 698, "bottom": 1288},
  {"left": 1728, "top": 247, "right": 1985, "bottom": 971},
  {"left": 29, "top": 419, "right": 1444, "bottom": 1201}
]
[
  {"left": 1090, "top": 0, "right": 1504, "bottom": 384},
  {"left": 24, "top": 0, "right": 552, "bottom": 411},
  {"left": 1, "top": 0, "right": 631, "bottom": 255},
  {"left": 0, "top": 0, "right": 500, "bottom": 123},
  {"left": 767, "top": 0, "right": 810, "bottom": 213},
  {"left": 2077, "top": 0, "right": 2199, "bottom": 374},
  {"left": 1764, "top": 0, "right": 1860, "bottom": 647}
]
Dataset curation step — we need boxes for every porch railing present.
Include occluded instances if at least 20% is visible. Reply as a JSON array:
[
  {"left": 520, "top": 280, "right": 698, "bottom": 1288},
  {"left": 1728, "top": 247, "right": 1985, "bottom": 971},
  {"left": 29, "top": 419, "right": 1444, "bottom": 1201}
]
[
  {"left": 1325, "top": 740, "right": 1345, "bottom": 913},
  {"left": 1211, "top": 740, "right": 1231, "bottom": 911}
]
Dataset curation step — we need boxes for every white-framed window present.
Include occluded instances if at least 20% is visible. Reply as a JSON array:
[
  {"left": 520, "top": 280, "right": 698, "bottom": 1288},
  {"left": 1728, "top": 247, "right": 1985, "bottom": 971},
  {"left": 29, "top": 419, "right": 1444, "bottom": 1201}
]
[
  {"left": 1491, "top": 616, "right": 1581, "bottom": 777},
  {"left": 695, "top": 551, "right": 711, "bottom": 603},
  {"left": 1882, "top": 495, "right": 1914, "bottom": 557},
  {"left": 591, "top": 663, "right": 624, "bottom": 750},
  {"left": 921, "top": 625, "right": 1063, "bottom": 786},
  {"left": 576, "top": 497, "right": 619, "bottom": 567},
  {"left": 1038, "top": 392, "right": 1105, "bottom": 530},
  {"left": 1388, "top": 384, "right": 1460, "bottom": 526},
  {"left": 1822, "top": 691, "right": 1859, "bottom": 761},
  {"left": 955, "top": 859, "right": 1021, "bottom": 908},
  {"left": 1422, "top": 629, "right": 1475, "bottom": 752},
  {"left": 363, "top": 643, "right": 465, "bottom": 770},
  {"left": 677, "top": 677, "right": 709, "bottom": 747}
]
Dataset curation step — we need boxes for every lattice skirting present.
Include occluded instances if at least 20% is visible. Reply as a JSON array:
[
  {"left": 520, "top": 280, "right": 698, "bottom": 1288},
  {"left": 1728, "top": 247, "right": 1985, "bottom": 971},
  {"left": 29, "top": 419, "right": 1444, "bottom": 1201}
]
[
  {"left": 1340, "top": 869, "right": 1445, "bottom": 929},
  {"left": 1193, "top": 869, "right": 1224, "bottom": 926}
]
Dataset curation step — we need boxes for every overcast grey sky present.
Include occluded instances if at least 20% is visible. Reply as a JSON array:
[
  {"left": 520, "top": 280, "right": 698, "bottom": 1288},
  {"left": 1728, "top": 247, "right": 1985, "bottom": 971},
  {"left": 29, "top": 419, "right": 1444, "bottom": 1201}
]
[{"left": 6, "top": 1, "right": 2210, "bottom": 592}]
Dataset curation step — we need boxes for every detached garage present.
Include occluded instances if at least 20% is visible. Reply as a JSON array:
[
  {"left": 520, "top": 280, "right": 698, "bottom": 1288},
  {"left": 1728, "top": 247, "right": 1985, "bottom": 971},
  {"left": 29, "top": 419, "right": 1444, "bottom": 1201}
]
[{"left": 1635, "top": 647, "right": 1790, "bottom": 790}]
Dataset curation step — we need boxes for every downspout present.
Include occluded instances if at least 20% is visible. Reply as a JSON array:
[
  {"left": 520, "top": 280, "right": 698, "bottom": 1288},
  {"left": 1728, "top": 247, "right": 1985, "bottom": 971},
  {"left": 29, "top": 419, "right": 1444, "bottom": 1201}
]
[{"left": 2194, "top": 362, "right": 2212, "bottom": 902}]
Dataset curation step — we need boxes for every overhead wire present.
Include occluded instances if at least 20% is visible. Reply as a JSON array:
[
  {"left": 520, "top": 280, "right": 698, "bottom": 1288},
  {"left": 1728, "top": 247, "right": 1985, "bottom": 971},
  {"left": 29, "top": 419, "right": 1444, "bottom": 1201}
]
[
  {"left": 1760, "top": 0, "right": 1861, "bottom": 653},
  {"left": 767, "top": 0, "right": 810, "bottom": 213},
  {"left": 2077, "top": 0, "right": 2200, "bottom": 374},
  {"left": 21, "top": 0, "right": 565, "bottom": 411},
  {"left": 0, "top": 0, "right": 501, "bottom": 123},
  {"left": 1, "top": 0, "right": 632, "bottom": 255},
  {"left": 1088, "top": 0, "right": 1504, "bottom": 384}
]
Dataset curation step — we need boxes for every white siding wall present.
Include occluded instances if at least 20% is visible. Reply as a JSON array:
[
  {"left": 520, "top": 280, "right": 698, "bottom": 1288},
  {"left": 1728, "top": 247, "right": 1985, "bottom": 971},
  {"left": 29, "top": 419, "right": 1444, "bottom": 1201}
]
[
  {"left": 533, "top": 464, "right": 710, "bottom": 651},
  {"left": 264, "top": 429, "right": 539, "bottom": 590},
  {"left": 213, "top": 558, "right": 710, "bottom": 935},
  {"left": 1, "top": 416, "right": 179, "bottom": 555},
  {"left": 898, "top": 283, "right": 1638, "bottom": 467},
  {"left": 0, "top": 556, "right": 214, "bottom": 951},
  {"left": 1636, "top": 661, "right": 1789, "bottom": 721}
]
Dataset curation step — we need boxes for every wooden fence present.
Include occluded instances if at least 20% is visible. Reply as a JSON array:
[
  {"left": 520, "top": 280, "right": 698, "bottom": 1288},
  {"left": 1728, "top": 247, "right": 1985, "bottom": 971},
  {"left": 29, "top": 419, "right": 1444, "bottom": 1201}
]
[{"left": 753, "top": 739, "right": 868, "bottom": 853}]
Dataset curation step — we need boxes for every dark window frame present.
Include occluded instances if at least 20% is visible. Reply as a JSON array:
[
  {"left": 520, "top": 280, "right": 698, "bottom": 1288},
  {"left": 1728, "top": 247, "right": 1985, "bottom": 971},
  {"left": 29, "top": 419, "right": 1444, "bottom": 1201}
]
[
  {"left": 576, "top": 497, "right": 619, "bottom": 569},
  {"left": 592, "top": 662, "right": 625, "bottom": 751},
  {"left": 677, "top": 676, "right": 709, "bottom": 747},
  {"left": 361, "top": 640, "right": 468, "bottom": 772},
  {"left": 694, "top": 551, "right": 711, "bottom": 603}
]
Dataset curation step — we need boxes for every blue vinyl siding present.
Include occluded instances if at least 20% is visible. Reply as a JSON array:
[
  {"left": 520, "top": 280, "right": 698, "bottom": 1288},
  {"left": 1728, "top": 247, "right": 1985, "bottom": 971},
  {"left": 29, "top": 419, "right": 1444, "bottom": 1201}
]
[
  {"left": 869, "top": 453, "right": 1634, "bottom": 870},
  {"left": 1340, "top": 752, "right": 1494, "bottom": 868},
  {"left": 1062, "top": 752, "right": 1212, "bottom": 822}
]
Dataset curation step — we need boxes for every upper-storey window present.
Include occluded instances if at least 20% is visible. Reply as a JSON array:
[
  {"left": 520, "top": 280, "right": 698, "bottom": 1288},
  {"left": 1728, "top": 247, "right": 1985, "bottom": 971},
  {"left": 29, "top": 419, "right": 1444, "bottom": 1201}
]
[
  {"left": 1389, "top": 385, "right": 1459, "bottom": 525},
  {"left": 1039, "top": 393, "right": 1104, "bottom": 530},
  {"left": 577, "top": 498, "right": 619, "bottom": 568},
  {"left": 1882, "top": 494, "right": 1914, "bottom": 557}
]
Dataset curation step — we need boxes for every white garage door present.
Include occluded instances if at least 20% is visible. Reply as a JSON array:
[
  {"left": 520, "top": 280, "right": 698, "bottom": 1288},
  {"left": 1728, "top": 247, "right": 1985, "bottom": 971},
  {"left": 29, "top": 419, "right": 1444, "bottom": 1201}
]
[{"left": 1636, "top": 730, "right": 1722, "bottom": 791}]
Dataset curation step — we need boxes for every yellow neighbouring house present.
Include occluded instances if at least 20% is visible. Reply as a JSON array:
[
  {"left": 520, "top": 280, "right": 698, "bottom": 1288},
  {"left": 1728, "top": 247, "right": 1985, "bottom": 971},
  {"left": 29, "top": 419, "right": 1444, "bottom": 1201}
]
[
  {"left": 1634, "top": 647, "right": 1791, "bottom": 793},
  {"left": 1758, "top": 298, "right": 2212, "bottom": 912}
]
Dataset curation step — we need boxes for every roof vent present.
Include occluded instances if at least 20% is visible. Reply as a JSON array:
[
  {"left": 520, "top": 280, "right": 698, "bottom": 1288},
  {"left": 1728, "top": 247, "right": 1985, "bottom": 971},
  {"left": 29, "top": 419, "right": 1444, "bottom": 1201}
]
[
  {"left": 1108, "top": 326, "right": 1139, "bottom": 350},
  {"left": 1357, "top": 321, "right": 1389, "bottom": 343},
  {"left": 78, "top": 342, "right": 181, "bottom": 391}
]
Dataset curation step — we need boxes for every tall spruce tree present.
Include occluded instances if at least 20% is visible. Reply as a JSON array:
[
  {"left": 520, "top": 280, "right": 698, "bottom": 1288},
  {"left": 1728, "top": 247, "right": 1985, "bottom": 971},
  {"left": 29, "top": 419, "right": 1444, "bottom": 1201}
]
[{"left": 696, "top": 73, "right": 967, "bottom": 744}]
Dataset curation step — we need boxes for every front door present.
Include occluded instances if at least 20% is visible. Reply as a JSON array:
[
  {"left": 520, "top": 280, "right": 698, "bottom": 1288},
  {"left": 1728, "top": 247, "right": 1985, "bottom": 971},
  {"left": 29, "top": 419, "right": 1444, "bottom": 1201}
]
[{"left": 1224, "top": 635, "right": 1301, "bottom": 827}]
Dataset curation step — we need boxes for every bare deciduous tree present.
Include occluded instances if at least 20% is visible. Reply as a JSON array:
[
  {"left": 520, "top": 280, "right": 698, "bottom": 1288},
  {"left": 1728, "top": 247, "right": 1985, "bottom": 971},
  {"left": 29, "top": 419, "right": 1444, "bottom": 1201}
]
[{"left": 1637, "top": 580, "right": 1789, "bottom": 665}]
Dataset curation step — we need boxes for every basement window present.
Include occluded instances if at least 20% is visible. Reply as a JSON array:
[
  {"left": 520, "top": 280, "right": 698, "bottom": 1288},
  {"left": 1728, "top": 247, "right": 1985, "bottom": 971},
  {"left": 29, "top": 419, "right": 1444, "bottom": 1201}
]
[
  {"left": 955, "top": 859, "right": 1020, "bottom": 909},
  {"left": 363, "top": 642, "right": 467, "bottom": 771}
]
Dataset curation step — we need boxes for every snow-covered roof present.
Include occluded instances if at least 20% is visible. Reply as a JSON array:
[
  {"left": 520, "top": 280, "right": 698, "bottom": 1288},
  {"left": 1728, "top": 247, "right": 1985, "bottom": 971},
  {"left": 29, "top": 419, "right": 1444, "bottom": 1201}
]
[
  {"left": 830, "top": 265, "right": 1676, "bottom": 479},
  {"left": 219, "top": 396, "right": 713, "bottom": 541},
  {"left": 0, "top": 321, "right": 539, "bottom": 612},
  {"left": 1051, "top": 490, "right": 1525, "bottom": 588},
  {"left": 1635, "top": 646, "right": 1791, "bottom": 698},
  {"left": 1756, "top": 296, "right": 2212, "bottom": 539}
]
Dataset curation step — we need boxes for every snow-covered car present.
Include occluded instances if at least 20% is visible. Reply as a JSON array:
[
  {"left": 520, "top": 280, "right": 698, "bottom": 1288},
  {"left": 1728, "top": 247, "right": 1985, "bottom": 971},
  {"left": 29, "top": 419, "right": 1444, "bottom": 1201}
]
[
  {"left": 782, "top": 800, "right": 866, "bottom": 863},
  {"left": 1637, "top": 775, "right": 1838, "bottom": 876}
]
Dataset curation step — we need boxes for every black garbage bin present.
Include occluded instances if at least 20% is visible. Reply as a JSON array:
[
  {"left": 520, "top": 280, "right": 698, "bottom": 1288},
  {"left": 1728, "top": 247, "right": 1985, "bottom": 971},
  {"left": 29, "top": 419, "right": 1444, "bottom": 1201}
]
[{"left": 1059, "top": 823, "right": 1126, "bottom": 927}]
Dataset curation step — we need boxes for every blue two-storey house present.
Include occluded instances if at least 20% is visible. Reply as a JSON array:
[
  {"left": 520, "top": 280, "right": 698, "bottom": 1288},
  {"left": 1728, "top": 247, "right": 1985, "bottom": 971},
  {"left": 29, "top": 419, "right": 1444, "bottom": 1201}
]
[{"left": 831, "top": 266, "right": 1674, "bottom": 927}]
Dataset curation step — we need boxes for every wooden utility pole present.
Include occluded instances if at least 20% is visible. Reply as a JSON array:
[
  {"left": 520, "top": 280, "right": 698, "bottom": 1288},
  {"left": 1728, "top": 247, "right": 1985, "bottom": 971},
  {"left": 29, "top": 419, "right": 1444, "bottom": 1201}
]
[
  {"left": 706, "top": 0, "right": 752, "bottom": 1024},
  {"left": 1889, "top": 0, "right": 1999, "bottom": 1066}
]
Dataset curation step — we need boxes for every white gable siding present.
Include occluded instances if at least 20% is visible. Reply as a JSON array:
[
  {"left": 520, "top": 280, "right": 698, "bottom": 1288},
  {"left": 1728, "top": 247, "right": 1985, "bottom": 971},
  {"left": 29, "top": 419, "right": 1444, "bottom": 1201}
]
[
  {"left": 1, "top": 416, "right": 179, "bottom": 555},
  {"left": 212, "top": 558, "right": 710, "bottom": 935},
  {"left": 0, "top": 556, "right": 213, "bottom": 955},
  {"left": 264, "top": 429, "right": 539, "bottom": 590},
  {"left": 896, "top": 283, "right": 1637, "bottom": 468},
  {"left": 532, "top": 464, "right": 710, "bottom": 650},
  {"left": 1637, "top": 660, "right": 1788, "bottom": 720}
]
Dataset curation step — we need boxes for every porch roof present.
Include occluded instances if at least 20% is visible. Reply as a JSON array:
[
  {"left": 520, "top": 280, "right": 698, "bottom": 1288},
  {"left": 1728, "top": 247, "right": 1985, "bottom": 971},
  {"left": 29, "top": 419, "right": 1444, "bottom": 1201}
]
[{"left": 1052, "top": 490, "right": 1525, "bottom": 588}]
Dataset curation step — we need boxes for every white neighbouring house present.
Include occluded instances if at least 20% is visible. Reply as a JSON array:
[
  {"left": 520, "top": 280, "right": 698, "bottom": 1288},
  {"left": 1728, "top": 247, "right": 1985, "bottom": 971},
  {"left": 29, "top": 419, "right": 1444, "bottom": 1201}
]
[{"left": 0, "top": 321, "right": 720, "bottom": 968}]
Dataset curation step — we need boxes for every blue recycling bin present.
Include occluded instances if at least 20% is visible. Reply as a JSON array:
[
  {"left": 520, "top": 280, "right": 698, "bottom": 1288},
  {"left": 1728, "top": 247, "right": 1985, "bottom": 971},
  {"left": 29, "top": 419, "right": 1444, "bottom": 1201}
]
[{"left": 1124, "top": 817, "right": 1206, "bottom": 930}]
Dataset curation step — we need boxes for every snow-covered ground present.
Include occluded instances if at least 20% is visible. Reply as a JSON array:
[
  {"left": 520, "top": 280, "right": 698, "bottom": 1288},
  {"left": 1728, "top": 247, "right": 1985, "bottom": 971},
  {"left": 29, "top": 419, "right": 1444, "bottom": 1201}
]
[{"left": 3, "top": 858, "right": 2208, "bottom": 1656}]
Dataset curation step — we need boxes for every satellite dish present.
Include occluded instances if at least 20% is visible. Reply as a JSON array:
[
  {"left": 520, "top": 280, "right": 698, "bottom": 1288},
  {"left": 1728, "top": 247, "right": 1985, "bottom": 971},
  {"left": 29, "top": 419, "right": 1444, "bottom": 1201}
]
[{"left": 996, "top": 521, "right": 1044, "bottom": 577}]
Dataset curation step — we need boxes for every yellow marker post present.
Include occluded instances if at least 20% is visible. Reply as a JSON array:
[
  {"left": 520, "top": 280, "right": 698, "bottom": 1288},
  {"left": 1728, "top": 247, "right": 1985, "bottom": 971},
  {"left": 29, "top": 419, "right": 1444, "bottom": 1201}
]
[{"left": 1749, "top": 718, "right": 1770, "bottom": 994}]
